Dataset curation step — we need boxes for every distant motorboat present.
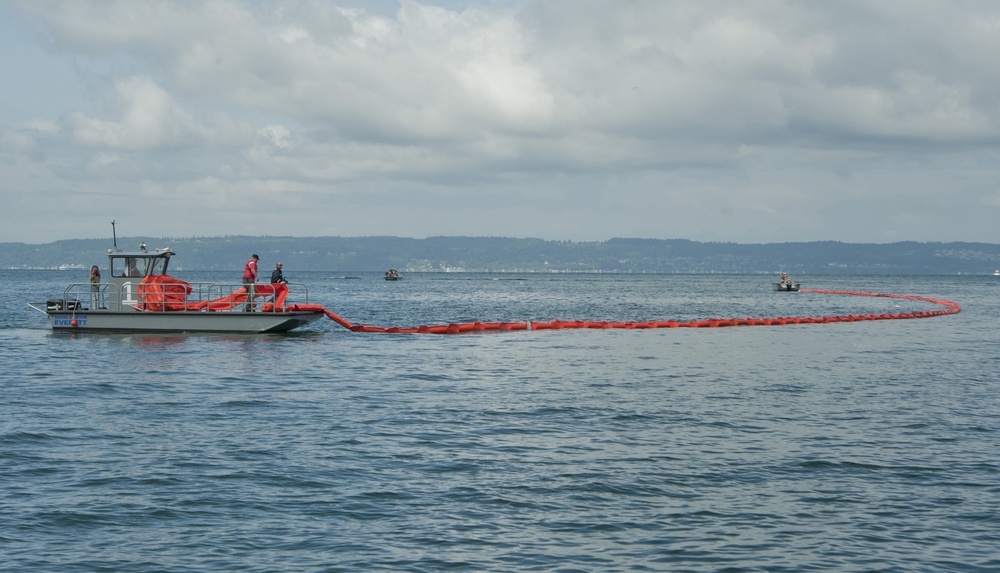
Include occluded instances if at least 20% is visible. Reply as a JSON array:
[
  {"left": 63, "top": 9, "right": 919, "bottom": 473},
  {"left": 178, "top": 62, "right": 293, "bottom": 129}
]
[
  {"left": 773, "top": 273, "right": 800, "bottom": 292},
  {"left": 384, "top": 268, "right": 402, "bottom": 281},
  {"left": 994, "top": 269, "right": 1000, "bottom": 276}
]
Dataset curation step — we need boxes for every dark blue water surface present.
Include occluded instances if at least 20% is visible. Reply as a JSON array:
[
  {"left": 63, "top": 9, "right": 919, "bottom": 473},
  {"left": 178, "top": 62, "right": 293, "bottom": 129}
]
[{"left": 2, "top": 270, "right": 998, "bottom": 572}]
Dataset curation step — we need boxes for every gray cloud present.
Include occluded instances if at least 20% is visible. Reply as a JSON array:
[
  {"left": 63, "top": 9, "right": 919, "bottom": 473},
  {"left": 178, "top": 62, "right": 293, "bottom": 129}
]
[{"left": 1, "top": 0, "right": 998, "bottom": 243}]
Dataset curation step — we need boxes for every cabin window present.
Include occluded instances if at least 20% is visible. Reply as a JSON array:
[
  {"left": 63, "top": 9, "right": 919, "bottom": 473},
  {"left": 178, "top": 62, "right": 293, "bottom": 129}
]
[
  {"left": 149, "top": 256, "right": 169, "bottom": 276},
  {"left": 112, "top": 257, "right": 147, "bottom": 277}
]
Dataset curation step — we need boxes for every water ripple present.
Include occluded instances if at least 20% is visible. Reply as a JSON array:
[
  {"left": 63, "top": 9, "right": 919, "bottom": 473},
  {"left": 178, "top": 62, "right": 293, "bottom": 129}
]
[{"left": 2, "top": 273, "right": 998, "bottom": 571}]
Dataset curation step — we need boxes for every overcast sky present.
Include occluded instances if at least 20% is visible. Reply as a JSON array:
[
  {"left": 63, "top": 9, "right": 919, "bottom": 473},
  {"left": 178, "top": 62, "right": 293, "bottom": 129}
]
[{"left": 2, "top": 0, "right": 998, "bottom": 244}]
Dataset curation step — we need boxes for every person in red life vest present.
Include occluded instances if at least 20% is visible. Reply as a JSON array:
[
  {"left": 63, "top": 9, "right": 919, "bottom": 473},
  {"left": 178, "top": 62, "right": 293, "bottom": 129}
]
[{"left": 243, "top": 254, "right": 259, "bottom": 311}]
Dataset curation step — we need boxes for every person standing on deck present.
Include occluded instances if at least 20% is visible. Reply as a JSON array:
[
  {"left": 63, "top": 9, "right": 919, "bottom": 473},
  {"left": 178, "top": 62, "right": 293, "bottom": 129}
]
[
  {"left": 243, "top": 254, "right": 259, "bottom": 311},
  {"left": 270, "top": 261, "right": 287, "bottom": 284},
  {"left": 89, "top": 265, "right": 102, "bottom": 309}
]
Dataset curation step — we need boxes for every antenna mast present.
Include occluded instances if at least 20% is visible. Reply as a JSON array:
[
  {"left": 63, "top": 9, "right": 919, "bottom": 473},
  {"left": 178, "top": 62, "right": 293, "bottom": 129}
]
[{"left": 111, "top": 220, "right": 118, "bottom": 251}]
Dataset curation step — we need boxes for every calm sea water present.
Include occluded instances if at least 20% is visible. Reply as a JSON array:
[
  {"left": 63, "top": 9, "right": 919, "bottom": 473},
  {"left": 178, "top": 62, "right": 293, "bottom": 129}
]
[{"left": 2, "top": 270, "right": 998, "bottom": 572}]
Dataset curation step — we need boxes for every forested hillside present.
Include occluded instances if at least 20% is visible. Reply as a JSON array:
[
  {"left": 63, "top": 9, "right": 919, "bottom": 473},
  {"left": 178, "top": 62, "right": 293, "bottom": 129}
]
[{"left": 2, "top": 236, "right": 999, "bottom": 275}]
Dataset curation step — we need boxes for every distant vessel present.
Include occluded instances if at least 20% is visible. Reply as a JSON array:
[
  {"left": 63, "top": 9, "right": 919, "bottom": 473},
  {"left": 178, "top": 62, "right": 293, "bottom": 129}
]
[
  {"left": 994, "top": 269, "right": 1000, "bottom": 276},
  {"left": 773, "top": 272, "right": 801, "bottom": 292},
  {"left": 384, "top": 268, "right": 402, "bottom": 281}
]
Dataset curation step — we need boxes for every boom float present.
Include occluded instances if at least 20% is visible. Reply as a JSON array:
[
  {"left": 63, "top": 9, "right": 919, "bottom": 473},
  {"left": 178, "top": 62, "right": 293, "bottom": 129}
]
[{"left": 293, "top": 289, "right": 960, "bottom": 334}]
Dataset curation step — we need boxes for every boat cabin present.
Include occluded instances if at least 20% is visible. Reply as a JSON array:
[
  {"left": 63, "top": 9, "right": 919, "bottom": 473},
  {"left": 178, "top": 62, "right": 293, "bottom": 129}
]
[{"left": 103, "top": 244, "right": 174, "bottom": 308}]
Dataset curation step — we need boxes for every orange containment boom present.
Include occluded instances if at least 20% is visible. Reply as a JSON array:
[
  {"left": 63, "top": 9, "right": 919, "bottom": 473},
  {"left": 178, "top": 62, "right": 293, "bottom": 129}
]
[
  {"left": 304, "top": 289, "right": 961, "bottom": 334},
  {"left": 133, "top": 275, "right": 291, "bottom": 312}
]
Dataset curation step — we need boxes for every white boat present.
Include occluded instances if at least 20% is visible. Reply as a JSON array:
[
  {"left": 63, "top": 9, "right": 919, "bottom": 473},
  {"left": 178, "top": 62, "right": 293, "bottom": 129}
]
[
  {"left": 994, "top": 269, "right": 999, "bottom": 276},
  {"left": 29, "top": 244, "right": 325, "bottom": 333},
  {"left": 773, "top": 273, "right": 800, "bottom": 292}
]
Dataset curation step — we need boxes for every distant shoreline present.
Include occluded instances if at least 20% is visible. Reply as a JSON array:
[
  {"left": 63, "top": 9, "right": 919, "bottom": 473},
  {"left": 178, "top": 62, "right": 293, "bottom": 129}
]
[{"left": 3, "top": 236, "right": 998, "bottom": 275}]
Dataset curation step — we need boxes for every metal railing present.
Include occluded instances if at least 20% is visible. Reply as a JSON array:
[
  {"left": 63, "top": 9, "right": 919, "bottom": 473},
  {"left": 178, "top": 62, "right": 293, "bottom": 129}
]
[{"left": 36, "top": 282, "right": 311, "bottom": 313}]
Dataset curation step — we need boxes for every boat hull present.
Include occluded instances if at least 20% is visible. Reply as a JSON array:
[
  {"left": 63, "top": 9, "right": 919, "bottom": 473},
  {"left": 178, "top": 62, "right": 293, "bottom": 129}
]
[
  {"left": 773, "top": 283, "right": 801, "bottom": 292},
  {"left": 44, "top": 309, "right": 325, "bottom": 333}
]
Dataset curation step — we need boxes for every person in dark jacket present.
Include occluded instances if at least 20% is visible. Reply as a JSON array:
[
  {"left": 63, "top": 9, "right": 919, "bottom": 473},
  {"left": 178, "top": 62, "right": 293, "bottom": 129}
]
[{"left": 270, "top": 261, "right": 287, "bottom": 284}]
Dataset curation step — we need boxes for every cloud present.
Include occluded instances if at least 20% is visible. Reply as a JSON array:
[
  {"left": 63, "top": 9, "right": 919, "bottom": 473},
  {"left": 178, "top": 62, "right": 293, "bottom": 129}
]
[
  {"left": 65, "top": 75, "right": 212, "bottom": 149},
  {"left": 1, "top": 0, "right": 999, "bottom": 243}
]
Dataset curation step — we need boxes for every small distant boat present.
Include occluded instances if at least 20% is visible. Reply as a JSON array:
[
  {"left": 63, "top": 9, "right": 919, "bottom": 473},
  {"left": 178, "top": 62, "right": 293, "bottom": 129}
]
[
  {"left": 773, "top": 273, "right": 800, "bottom": 292},
  {"left": 384, "top": 269, "right": 402, "bottom": 281},
  {"left": 994, "top": 269, "right": 1000, "bottom": 276}
]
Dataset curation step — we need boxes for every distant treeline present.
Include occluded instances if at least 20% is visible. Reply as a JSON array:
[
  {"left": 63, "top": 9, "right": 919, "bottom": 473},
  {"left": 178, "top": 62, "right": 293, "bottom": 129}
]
[{"left": 2, "top": 236, "right": 999, "bottom": 275}]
